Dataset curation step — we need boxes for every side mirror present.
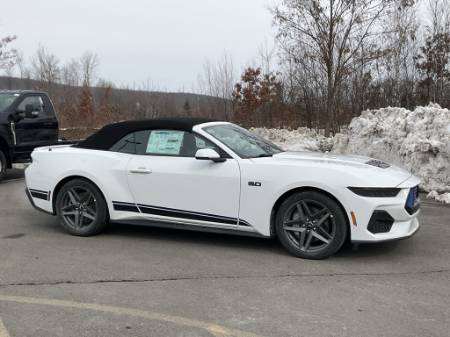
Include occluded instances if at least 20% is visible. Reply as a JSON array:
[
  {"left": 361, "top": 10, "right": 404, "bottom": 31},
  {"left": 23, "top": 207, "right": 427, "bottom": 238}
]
[
  {"left": 25, "top": 104, "right": 40, "bottom": 119},
  {"left": 195, "top": 148, "right": 226, "bottom": 163}
]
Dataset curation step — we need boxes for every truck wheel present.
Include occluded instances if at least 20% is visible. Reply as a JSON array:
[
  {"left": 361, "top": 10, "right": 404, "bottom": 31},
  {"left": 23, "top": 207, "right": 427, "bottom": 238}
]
[
  {"left": 55, "top": 179, "right": 109, "bottom": 236},
  {"left": 0, "top": 149, "right": 7, "bottom": 182}
]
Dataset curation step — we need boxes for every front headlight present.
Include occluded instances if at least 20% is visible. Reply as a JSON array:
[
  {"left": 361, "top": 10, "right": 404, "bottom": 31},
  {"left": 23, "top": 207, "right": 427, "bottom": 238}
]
[{"left": 348, "top": 187, "right": 401, "bottom": 197}]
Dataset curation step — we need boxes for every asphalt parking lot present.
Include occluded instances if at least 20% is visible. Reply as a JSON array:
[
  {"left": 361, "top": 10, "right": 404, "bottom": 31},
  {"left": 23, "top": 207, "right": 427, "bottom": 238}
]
[{"left": 0, "top": 171, "right": 449, "bottom": 337}]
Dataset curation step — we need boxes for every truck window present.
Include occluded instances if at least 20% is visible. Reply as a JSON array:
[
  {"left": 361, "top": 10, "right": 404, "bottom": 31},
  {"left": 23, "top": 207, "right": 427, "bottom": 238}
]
[
  {"left": 16, "top": 96, "right": 45, "bottom": 115},
  {"left": 0, "top": 93, "right": 19, "bottom": 112}
]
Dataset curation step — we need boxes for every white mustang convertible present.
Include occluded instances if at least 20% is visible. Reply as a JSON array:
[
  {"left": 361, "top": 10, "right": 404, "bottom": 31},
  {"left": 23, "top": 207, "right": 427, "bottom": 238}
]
[{"left": 25, "top": 118, "right": 420, "bottom": 259}]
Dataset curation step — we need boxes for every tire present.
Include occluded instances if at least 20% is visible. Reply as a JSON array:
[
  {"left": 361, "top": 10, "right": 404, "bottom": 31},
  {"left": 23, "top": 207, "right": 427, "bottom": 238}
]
[
  {"left": 275, "top": 191, "right": 348, "bottom": 259},
  {"left": 55, "top": 179, "right": 108, "bottom": 236},
  {"left": 0, "top": 149, "right": 7, "bottom": 182}
]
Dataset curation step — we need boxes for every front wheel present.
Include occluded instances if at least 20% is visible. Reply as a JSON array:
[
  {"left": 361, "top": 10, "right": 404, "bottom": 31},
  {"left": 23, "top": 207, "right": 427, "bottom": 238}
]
[
  {"left": 55, "top": 179, "right": 108, "bottom": 236},
  {"left": 275, "top": 191, "right": 348, "bottom": 259}
]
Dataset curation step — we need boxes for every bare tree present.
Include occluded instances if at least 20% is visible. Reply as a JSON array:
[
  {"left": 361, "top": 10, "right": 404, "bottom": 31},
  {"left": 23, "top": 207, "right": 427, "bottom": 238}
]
[
  {"left": 416, "top": 0, "right": 450, "bottom": 104},
  {"left": 197, "top": 51, "right": 236, "bottom": 120},
  {"left": 0, "top": 35, "right": 17, "bottom": 70},
  {"left": 61, "top": 59, "right": 81, "bottom": 87},
  {"left": 380, "top": 0, "right": 419, "bottom": 108},
  {"left": 80, "top": 51, "right": 99, "bottom": 87},
  {"left": 15, "top": 51, "right": 31, "bottom": 79},
  {"left": 256, "top": 41, "right": 277, "bottom": 75},
  {"left": 273, "top": 0, "right": 394, "bottom": 134},
  {"left": 426, "top": 0, "right": 450, "bottom": 36},
  {"left": 31, "top": 46, "right": 60, "bottom": 87}
]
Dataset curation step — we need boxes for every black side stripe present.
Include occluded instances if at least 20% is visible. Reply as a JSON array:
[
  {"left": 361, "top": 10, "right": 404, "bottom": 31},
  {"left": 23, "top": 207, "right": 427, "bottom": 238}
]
[
  {"left": 112, "top": 201, "right": 251, "bottom": 227},
  {"left": 112, "top": 201, "right": 140, "bottom": 213},
  {"left": 29, "top": 189, "right": 50, "bottom": 201},
  {"left": 238, "top": 219, "right": 251, "bottom": 227},
  {"left": 138, "top": 204, "right": 237, "bottom": 225}
]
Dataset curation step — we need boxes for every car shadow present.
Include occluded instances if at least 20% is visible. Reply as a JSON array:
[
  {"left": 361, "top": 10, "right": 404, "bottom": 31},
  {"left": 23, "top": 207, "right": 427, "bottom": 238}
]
[
  {"left": 1, "top": 169, "right": 24, "bottom": 182},
  {"left": 104, "top": 221, "right": 404, "bottom": 259},
  {"left": 335, "top": 240, "right": 402, "bottom": 258},
  {"left": 105, "top": 221, "right": 284, "bottom": 253}
]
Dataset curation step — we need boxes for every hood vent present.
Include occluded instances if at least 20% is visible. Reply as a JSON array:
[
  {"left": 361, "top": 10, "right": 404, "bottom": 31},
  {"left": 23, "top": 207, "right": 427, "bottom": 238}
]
[{"left": 366, "top": 159, "right": 390, "bottom": 168}]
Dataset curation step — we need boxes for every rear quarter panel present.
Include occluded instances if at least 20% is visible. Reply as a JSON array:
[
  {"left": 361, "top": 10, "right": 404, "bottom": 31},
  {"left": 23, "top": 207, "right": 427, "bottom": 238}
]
[{"left": 25, "top": 147, "right": 134, "bottom": 216}]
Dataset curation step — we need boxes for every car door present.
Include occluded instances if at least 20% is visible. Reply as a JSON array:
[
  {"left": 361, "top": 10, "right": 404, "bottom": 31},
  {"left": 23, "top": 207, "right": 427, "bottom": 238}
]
[
  {"left": 126, "top": 129, "right": 241, "bottom": 227},
  {"left": 13, "top": 94, "right": 58, "bottom": 157}
]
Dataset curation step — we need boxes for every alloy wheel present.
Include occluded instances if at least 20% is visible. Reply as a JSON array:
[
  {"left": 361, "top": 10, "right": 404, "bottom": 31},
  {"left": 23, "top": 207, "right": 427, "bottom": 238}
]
[
  {"left": 282, "top": 199, "right": 335, "bottom": 252},
  {"left": 60, "top": 186, "right": 97, "bottom": 229}
]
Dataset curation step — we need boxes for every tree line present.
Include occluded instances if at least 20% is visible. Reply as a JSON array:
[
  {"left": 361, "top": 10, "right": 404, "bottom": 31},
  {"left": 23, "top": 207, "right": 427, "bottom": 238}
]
[
  {"left": 1, "top": 0, "right": 449, "bottom": 134},
  {"left": 234, "top": 0, "right": 450, "bottom": 133}
]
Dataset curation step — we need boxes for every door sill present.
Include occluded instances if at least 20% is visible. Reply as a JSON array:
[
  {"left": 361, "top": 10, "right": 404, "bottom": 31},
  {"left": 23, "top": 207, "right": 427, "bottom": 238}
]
[{"left": 110, "top": 219, "right": 266, "bottom": 238}]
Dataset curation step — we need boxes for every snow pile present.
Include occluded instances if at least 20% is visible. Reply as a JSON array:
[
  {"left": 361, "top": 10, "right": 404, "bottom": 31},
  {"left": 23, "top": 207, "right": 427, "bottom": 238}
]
[
  {"left": 333, "top": 104, "right": 450, "bottom": 197},
  {"left": 251, "top": 127, "right": 334, "bottom": 152},
  {"left": 251, "top": 104, "right": 450, "bottom": 203},
  {"left": 427, "top": 191, "right": 450, "bottom": 204}
]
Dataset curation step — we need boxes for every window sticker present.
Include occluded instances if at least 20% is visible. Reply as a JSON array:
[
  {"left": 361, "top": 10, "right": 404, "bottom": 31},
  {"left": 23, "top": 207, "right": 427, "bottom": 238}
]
[{"left": 146, "top": 130, "right": 184, "bottom": 155}]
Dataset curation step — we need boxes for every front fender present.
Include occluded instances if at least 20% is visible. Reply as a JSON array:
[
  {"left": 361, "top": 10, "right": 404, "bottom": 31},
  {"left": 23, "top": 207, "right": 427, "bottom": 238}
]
[{"left": 273, "top": 180, "right": 353, "bottom": 217}]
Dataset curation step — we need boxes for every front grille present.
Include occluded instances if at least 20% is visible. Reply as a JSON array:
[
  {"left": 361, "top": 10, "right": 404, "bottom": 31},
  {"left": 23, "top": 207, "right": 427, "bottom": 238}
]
[
  {"left": 367, "top": 211, "right": 394, "bottom": 234},
  {"left": 405, "top": 186, "right": 420, "bottom": 215}
]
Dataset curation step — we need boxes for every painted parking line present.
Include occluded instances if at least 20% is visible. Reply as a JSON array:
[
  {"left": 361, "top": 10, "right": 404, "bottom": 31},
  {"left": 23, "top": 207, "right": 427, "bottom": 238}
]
[
  {"left": 0, "top": 294, "right": 262, "bottom": 337},
  {"left": 0, "top": 318, "right": 10, "bottom": 337}
]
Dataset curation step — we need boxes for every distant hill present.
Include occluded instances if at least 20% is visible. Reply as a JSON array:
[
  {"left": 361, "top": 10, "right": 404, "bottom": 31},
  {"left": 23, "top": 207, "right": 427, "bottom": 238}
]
[{"left": 0, "top": 76, "right": 228, "bottom": 122}]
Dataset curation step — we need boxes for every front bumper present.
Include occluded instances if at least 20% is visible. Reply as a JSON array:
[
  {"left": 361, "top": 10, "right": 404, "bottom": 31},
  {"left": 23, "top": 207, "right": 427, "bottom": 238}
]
[
  {"left": 348, "top": 176, "right": 421, "bottom": 242},
  {"left": 352, "top": 215, "right": 420, "bottom": 243}
]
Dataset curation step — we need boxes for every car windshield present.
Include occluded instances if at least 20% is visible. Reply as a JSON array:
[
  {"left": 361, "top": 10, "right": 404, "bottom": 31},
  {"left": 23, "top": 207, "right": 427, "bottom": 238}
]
[
  {"left": 0, "top": 93, "right": 19, "bottom": 112},
  {"left": 204, "top": 124, "right": 283, "bottom": 158}
]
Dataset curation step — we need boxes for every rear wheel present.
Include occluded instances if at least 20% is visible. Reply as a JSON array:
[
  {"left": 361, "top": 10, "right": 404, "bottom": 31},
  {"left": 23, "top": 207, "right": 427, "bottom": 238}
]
[
  {"left": 275, "top": 191, "right": 347, "bottom": 259},
  {"left": 55, "top": 179, "right": 108, "bottom": 236},
  {"left": 0, "top": 149, "right": 7, "bottom": 182}
]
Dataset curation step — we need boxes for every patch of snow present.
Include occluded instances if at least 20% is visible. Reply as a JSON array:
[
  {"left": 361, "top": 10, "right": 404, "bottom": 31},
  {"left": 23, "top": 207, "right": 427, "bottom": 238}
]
[
  {"left": 427, "top": 191, "right": 450, "bottom": 204},
  {"left": 251, "top": 127, "right": 333, "bottom": 152}
]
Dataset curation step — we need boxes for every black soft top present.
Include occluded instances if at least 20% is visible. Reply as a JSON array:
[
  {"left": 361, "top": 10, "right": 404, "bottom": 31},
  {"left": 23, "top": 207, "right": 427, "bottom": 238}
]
[{"left": 75, "top": 117, "right": 218, "bottom": 150}]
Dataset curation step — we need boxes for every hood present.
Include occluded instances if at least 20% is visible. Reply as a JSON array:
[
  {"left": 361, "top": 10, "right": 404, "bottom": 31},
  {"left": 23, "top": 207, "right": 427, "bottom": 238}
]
[
  {"left": 274, "top": 151, "right": 380, "bottom": 167},
  {"left": 270, "top": 151, "right": 413, "bottom": 187}
]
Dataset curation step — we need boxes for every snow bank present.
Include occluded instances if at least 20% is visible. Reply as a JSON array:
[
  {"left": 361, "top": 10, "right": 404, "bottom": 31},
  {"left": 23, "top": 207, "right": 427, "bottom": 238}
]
[
  {"left": 251, "top": 104, "right": 450, "bottom": 203},
  {"left": 333, "top": 104, "right": 450, "bottom": 196},
  {"left": 250, "top": 127, "right": 334, "bottom": 152}
]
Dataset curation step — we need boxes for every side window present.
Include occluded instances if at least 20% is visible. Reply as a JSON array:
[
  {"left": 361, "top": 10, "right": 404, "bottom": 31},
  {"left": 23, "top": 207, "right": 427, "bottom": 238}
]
[
  {"left": 194, "top": 135, "right": 221, "bottom": 152},
  {"left": 109, "top": 132, "right": 137, "bottom": 154},
  {"left": 17, "top": 96, "right": 45, "bottom": 115},
  {"left": 111, "top": 129, "right": 229, "bottom": 158},
  {"left": 144, "top": 130, "right": 185, "bottom": 156}
]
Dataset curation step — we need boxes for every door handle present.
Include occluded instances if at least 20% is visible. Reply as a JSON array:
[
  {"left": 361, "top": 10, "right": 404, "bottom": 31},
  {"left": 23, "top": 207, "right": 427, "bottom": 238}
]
[{"left": 130, "top": 167, "right": 152, "bottom": 174}]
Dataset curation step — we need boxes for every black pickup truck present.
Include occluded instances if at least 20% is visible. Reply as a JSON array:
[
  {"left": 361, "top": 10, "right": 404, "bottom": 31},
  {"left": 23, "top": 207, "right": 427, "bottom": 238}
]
[{"left": 0, "top": 90, "right": 60, "bottom": 181}]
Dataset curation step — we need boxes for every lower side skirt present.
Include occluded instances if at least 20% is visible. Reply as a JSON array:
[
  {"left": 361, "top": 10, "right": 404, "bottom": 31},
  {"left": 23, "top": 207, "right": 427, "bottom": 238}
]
[{"left": 109, "top": 219, "right": 267, "bottom": 239}]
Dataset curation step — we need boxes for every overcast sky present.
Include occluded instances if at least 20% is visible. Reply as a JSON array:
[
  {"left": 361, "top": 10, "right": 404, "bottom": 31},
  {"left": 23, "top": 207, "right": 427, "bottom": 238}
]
[{"left": 0, "top": 0, "right": 276, "bottom": 92}]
